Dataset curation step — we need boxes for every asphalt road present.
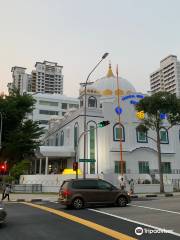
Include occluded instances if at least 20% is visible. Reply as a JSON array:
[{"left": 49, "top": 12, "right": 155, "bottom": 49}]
[{"left": 0, "top": 197, "right": 180, "bottom": 240}]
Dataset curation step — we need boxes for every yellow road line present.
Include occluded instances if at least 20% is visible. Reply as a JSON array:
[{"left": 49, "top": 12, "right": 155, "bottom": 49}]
[{"left": 22, "top": 202, "right": 137, "bottom": 240}]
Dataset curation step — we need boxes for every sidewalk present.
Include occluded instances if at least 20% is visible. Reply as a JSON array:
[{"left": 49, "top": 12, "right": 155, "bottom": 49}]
[
  {"left": 1, "top": 192, "right": 180, "bottom": 203},
  {"left": 1, "top": 193, "right": 59, "bottom": 202}
]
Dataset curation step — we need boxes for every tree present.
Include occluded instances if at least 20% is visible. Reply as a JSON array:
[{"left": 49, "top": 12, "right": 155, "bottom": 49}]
[
  {"left": 136, "top": 92, "right": 180, "bottom": 193},
  {"left": 0, "top": 90, "right": 44, "bottom": 165},
  {"left": 10, "top": 160, "right": 30, "bottom": 182}
]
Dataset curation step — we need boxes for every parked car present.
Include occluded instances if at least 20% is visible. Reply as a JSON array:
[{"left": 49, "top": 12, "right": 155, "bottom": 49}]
[
  {"left": 0, "top": 202, "right": 7, "bottom": 223},
  {"left": 59, "top": 178, "right": 131, "bottom": 209}
]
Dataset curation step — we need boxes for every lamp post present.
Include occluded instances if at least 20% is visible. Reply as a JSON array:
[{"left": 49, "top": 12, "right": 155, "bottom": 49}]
[
  {"left": 0, "top": 112, "right": 2, "bottom": 150},
  {"left": 83, "top": 52, "right": 109, "bottom": 179}
]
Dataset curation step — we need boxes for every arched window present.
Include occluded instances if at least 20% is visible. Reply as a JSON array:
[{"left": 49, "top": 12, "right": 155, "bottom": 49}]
[
  {"left": 88, "top": 96, "right": 97, "bottom": 108},
  {"left": 136, "top": 128, "right": 148, "bottom": 143},
  {"left": 160, "top": 128, "right": 169, "bottom": 144},
  {"left": 60, "top": 131, "right": 64, "bottom": 146},
  {"left": 113, "top": 123, "right": 125, "bottom": 141},
  {"left": 80, "top": 99, "right": 83, "bottom": 107},
  {"left": 89, "top": 126, "right": 95, "bottom": 174},
  {"left": 55, "top": 133, "right": 58, "bottom": 146},
  {"left": 74, "top": 123, "right": 79, "bottom": 149}
]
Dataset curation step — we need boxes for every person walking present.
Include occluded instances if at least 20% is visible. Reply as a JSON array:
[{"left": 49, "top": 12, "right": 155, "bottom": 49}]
[
  {"left": 2, "top": 184, "right": 11, "bottom": 201},
  {"left": 119, "top": 177, "right": 126, "bottom": 190},
  {"left": 129, "top": 179, "right": 135, "bottom": 194},
  {"left": 1, "top": 183, "right": 6, "bottom": 200}
]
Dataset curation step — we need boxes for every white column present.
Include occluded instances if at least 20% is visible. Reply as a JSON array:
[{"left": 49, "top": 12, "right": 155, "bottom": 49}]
[
  {"left": 45, "top": 156, "right": 49, "bottom": 175},
  {"left": 39, "top": 158, "right": 42, "bottom": 174},
  {"left": 34, "top": 159, "right": 37, "bottom": 174}
]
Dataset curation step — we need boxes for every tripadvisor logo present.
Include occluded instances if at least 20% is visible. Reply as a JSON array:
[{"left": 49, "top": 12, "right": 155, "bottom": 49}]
[
  {"left": 135, "top": 227, "right": 143, "bottom": 236},
  {"left": 135, "top": 226, "right": 173, "bottom": 235}
]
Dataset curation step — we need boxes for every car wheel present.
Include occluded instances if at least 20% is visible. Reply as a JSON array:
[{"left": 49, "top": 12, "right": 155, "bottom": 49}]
[
  {"left": 117, "top": 196, "right": 127, "bottom": 207},
  {"left": 72, "top": 198, "right": 84, "bottom": 210}
]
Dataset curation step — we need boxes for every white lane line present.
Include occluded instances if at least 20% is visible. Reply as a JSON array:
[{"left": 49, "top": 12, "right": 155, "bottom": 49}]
[
  {"left": 129, "top": 204, "right": 180, "bottom": 215},
  {"left": 89, "top": 208, "right": 180, "bottom": 237}
]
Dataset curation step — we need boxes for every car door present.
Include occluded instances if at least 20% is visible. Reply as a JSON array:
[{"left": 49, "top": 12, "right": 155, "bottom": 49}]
[
  {"left": 76, "top": 180, "right": 99, "bottom": 203},
  {"left": 97, "top": 180, "right": 118, "bottom": 203}
]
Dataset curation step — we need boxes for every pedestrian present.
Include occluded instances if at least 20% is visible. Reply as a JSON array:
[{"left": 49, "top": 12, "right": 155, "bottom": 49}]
[
  {"left": 129, "top": 179, "right": 135, "bottom": 194},
  {"left": 1, "top": 183, "right": 6, "bottom": 200},
  {"left": 119, "top": 177, "right": 126, "bottom": 190},
  {"left": 2, "top": 184, "right": 11, "bottom": 201}
]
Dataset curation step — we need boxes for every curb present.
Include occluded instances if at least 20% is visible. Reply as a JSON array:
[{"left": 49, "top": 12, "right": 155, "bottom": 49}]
[
  {"left": 131, "top": 193, "right": 174, "bottom": 199},
  {"left": 145, "top": 194, "right": 157, "bottom": 197},
  {"left": 31, "top": 199, "right": 42, "bottom": 202}
]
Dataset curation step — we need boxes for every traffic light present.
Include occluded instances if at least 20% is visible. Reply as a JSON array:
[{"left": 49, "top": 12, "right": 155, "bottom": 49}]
[
  {"left": 98, "top": 120, "right": 110, "bottom": 128},
  {"left": 0, "top": 163, "right": 6, "bottom": 174},
  {"left": 73, "top": 162, "right": 78, "bottom": 171}
]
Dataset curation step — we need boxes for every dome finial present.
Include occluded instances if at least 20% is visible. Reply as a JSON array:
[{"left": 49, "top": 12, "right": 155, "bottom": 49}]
[{"left": 106, "top": 61, "right": 114, "bottom": 77}]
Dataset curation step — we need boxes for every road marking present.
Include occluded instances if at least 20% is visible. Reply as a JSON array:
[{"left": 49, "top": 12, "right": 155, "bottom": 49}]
[
  {"left": 89, "top": 209, "right": 180, "bottom": 237},
  {"left": 129, "top": 204, "right": 180, "bottom": 215},
  {"left": 22, "top": 202, "right": 136, "bottom": 240}
]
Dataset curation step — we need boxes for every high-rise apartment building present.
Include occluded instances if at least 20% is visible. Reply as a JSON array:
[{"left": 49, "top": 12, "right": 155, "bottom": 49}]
[
  {"left": 150, "top": 55, "right": 180, "bottom": 97},
  {"left": 33, "top": 61, "right": 63, "bottom": 94},
  {"left": 10, "top": 66, "right": 32, "bottom": 95},
  {"left": 9, "top": 60, "right": 64, "bottom": 95}
]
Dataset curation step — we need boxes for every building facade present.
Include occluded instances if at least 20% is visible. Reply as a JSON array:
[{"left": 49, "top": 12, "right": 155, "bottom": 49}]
[
  {"left": 32, "top": 65, "right": 180, "bottom": 188},
  {"left": 28, "top": 93, "right": 79, "bottom": 131},
  {"left": 9, "top": 60, "right": 64, "bottom": 95},
  {"left": 150, "top": 55, "right": 180, "bottom": 97},
  {"left": 10, "top": 66, "right": 32, "bottom": 95},
  {"left": 32, "top": 61, "right": 63, "bottom": 94}
]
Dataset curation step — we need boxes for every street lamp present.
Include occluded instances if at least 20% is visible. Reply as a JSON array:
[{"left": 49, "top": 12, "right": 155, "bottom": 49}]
[
  {"left": 0, "top": 112, "right": 2, "bottom": 150},
  {"left": 83, "top": 52, "right": 109, "bottom": 179}
]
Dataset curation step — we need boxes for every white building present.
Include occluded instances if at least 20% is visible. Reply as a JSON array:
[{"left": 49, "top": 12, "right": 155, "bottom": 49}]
[
  {"left": 32, "top": 61, "right": 63, "bottom": 94},
  {"left": 9, "top": 60, "right": 64, "bottom": 95},
  {"left": 29, "top": 93, "right": 79, "bottom": 131},
  {"left": 24, "top": 65, "right": 180, "bottom": 189},
  {"left": 150, "top": 55, "right": 180, "bottom": 97},
  {"left": 10, "top": 66, "right": 31, "bottom": 95}
]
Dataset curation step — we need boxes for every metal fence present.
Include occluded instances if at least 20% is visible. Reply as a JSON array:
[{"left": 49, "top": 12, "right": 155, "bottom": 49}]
[{"left": 12, "top": 184, "right": 42, "bottom": 193}]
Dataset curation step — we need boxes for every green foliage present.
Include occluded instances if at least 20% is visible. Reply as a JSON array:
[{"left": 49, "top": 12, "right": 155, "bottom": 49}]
[
  {"left": 136, "top": 92, "right": 180, "bottom": 130},
  {"left": 10, "top": 160, "right": 30, "bottom": 181},
  {"left": 136, "top": 92, "right": 180, "bottom": 193},
  {"left": 0, "top": 90, "right": 44, "bottom": 163},
  {"left": 2, "top": 175, "right": 15, "bottom": 184}
]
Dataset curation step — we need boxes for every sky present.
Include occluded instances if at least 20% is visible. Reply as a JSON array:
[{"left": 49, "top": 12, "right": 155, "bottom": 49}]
[{"left": 1, "top": 0, "right": 180, "bottom": 97}]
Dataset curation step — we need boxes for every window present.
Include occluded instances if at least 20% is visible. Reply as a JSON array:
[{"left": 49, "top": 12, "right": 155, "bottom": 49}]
[
  {"left": 74, "top": 123, "right": 79, "bottom": 149},
  {"left": 113, "top": 123, "right": 125, "bottom": 141},
  {"left": 62, "top": 103, "right": 67, "bottom": 109},
  {"left": 136, "top": 128, "right": 148, "bottom": 143},
  {"left": 60, "top": 131, "right": 64, "bottom": 146},
  {"left": 39, "top": 120, "right": 49, "bottom": 125},
  {"left": 114, "top": 161, "right": 126, "bottom": 174},
  {"left": 72, "top": 180, "right": 98, "bottom": 189},
  {"left": 39, "top": 100, "right": 58, "bottom": 106},
  {"left": 55, "top": 134, "right": 58, "bottom": 146},
  {"left": 80, "top": 100, "right": 83, "bottom": 107},
  {"left": 69, "top": 104, "right": 79, "bottom": 109},
  {"left": 160, "top": 129, "right": 169, "bottom": 144},
  {"left": 162, "top": 162, "right": 171, "bottom": 174},
  {"left": 98, "top": 180, "right": 114, "bottom": 190},
  {"left": 88, "top": 96, "right": 97, "bottom": 108},
  {"left": 39, "top": 110, "right": 58, "bottom": 115},
  {"left": 139, "top": 161, "right": 149, "bottom": 174},
  {"left": 89, "top": 126, "right": 95, "bottom": 174}
]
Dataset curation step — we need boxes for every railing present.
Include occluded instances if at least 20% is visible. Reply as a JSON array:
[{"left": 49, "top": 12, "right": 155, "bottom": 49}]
[{"left": 12, "top": 184, "right": 42, "bottom": 193}]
